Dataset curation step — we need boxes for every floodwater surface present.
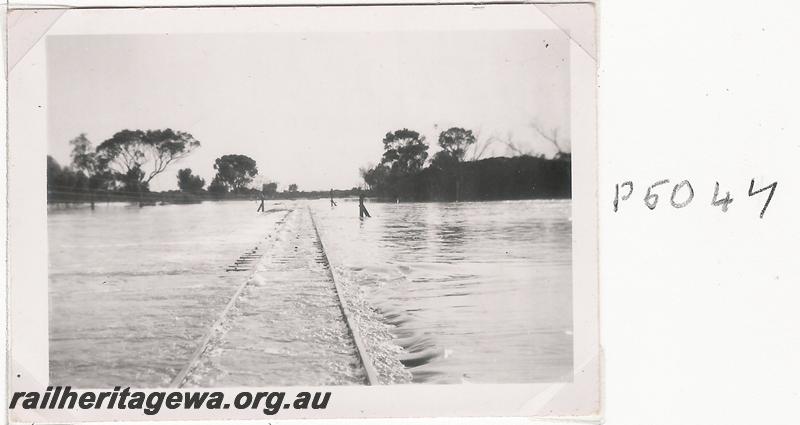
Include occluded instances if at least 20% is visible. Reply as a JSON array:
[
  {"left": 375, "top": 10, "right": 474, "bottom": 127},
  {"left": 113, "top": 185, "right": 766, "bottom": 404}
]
[
  {"left": 48, "top": 199, "right": 572, "bottom": 387},
  {"left": 312, "top": 199, "right": 573, "bottom": 383}
]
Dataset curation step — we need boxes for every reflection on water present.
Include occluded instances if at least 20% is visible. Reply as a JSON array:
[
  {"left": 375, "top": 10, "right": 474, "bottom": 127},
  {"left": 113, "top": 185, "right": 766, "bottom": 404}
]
[
  {"left": 48, "top": 199, "right": 572, "bottom": 387},
  {"left": 313, "top": 199, "right": 573, "bottom": 383},
  {"left": 48, "top": 201, "right": 284, "bottom": 387}
]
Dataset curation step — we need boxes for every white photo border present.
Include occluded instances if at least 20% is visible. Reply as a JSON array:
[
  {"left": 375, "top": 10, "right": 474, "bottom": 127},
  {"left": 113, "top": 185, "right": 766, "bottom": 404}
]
[{"left": 6, "top": 3, "right": 599, "bottom": 422}]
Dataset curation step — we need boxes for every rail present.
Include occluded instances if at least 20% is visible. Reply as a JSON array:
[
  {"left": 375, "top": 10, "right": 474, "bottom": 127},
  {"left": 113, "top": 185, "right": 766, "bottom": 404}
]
[
  {"left": 170, "top": 207, "right": 378, "bottom": 387},
  {"left": 308, "top": 207, "right": 379, "bottom": 385},
  {"left": 169, "top": 210, "right": 292, "bottom": 388}
]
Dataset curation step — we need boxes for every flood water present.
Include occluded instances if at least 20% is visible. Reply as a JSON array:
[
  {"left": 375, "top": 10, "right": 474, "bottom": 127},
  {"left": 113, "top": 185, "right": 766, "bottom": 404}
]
[{"left": 48, "top": 199, "right": 572, "bottom": 387}]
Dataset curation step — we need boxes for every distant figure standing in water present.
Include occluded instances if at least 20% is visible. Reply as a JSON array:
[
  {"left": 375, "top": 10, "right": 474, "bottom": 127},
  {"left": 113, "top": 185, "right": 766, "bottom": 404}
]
[
  {"left": 330, "top": 189, "right": 337, "bottom": 207},
  {"left": 256, "top": 194, "right": 265, "bottom": 212},
  {"left": 359, "top": 192, "right": 371, "bottom": 218}
]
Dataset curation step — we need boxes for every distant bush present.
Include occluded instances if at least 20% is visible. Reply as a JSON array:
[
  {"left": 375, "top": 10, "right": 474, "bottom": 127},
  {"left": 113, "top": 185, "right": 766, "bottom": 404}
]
[
  {"left": 177, "top": 168, "right": 205, "bottom": 193},
  {"left": 360, "top": 126, "right": 571, "bottom": 202},
  {"left": 364, "top": 155, "right": 570, "bottom": 201}
]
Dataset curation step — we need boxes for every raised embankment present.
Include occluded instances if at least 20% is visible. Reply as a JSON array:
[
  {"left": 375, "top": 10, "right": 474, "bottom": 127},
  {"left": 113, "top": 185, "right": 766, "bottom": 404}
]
[{"left": 170, "top": 207, "right": 378, "bottom": 387}]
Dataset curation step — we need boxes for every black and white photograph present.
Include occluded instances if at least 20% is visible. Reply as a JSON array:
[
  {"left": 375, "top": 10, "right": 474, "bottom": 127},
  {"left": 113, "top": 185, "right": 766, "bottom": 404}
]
[
  {"left": 8, "top": 3, "right": 598, "bottom": 421},
  {"left": 11, "top": 1, "right": 800, "bottom": 425}
]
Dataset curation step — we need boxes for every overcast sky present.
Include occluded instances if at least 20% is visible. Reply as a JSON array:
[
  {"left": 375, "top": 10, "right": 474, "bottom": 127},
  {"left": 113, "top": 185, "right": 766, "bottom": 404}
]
[{"left": 47, "top": 30, "right": 570, "bottom": 192}]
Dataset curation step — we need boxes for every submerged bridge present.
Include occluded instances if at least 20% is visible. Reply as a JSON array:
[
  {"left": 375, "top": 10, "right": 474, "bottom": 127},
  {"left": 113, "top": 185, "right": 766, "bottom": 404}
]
[{"left": 169, "top": 207, "right": 379, "bottom": 387}]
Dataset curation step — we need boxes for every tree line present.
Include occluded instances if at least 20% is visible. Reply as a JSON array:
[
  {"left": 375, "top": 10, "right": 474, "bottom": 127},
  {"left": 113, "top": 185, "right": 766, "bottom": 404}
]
[
  {"left": 46, "top": 129, "right": 287, "bottom": 205},
  {"left": 360, "top": 127, "right": 571, "bottom": 201},
  {"left": 48, "top": 124, "right": 572, "bottom": 206},
  {"left": 48, "top": 130, "right": 199, "bottom": 195}
]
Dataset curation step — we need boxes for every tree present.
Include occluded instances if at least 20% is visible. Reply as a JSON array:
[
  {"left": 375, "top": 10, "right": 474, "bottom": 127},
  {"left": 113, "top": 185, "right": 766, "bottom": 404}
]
[
  {"left": 529, "top": 120, "right": 570, "bottom": 160},
  {"left": 287, "top": 184, "right": 298, "bottom": 192},
  {"left": 88, "top": 169, "right": 116, "bottom": 192},
  {"left": 96, "top": 128, "right": 200, "bottom": 190},
  {"left": 381, "top": 129, "right": 429, "bottom": 174},
  {"left": 262, "top": 182, "right": 278, "bottom": 196},
  {"left": 361, "top": 164, "right": 390, "bottom": 193},
  {"left": 177, "top": 168, "right": 205, "bottom": 193},
  {"left": 212, "top": 154, "right": 258, "bottom": 192},
  {"left": 66, "top": 134, "right": 116, "bottom": 192},
  {"left": 46, "top": 156, "right": 79, "bottom": 189},
  {"left": 70, "top": 133, "right": 98, "bottom": 174},
  {"left": 430, "top": 150, "right": 460, "bottom": 170},
  {"left": 74, "top": 171, "right": 89, "bottom": 191},
  {"left": 119, "top": 166, "right": 148, "bottom": 193},
  {"left": 433, "top": 127, "right": 476, "bottom": 201},
  {"left": 47, "top": 156, "right": 63, "bottom": 188},
  {"left": 437, "top": 127, "right": 476, "bottom": 162},
  {"left": 208, "top": 176, "right": 228, "bottom": 194},
  {"left": 47, "top": 156, "right": 85, "bottom": 203}
]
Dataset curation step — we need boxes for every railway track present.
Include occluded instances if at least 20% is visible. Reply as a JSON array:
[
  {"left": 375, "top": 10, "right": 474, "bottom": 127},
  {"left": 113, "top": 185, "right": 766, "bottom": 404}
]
[
  {"left": 170, "top": 207, "right": 377, "bottom": 387},
  {"left": 308, "top": 207, "right": 379, "bottom": 385}
]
